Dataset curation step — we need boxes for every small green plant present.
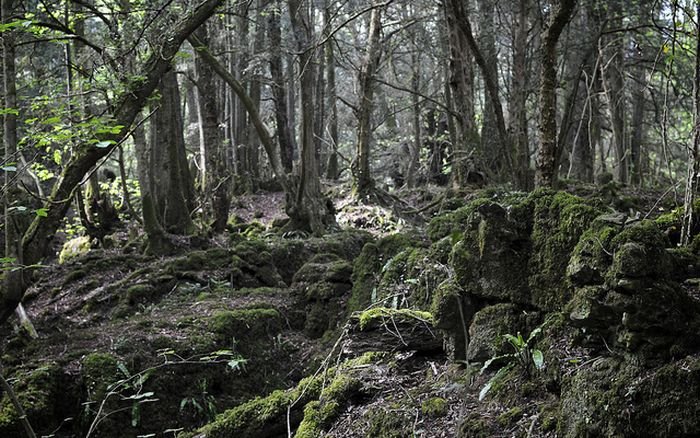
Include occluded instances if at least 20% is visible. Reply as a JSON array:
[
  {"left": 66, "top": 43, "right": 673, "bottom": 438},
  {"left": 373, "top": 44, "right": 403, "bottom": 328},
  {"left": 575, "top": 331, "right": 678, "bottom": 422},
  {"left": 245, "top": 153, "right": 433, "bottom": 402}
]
[
  {"left": 479, "top": 327, "right": 545, "bottom": 401},
  {"left": 180, "top": 378, "right": 217, "bottom": 423}
]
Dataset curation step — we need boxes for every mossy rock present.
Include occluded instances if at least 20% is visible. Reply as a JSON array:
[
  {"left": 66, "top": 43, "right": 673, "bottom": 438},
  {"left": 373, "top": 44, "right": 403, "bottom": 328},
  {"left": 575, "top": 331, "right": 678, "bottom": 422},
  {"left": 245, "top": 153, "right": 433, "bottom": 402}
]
[
  {"left": 82, "top": 352, "right": 121, "bottom": 402},
  {"left": 365, "top": 408, "right": 412, "bottom": 438},
  {"left": 0, "top": 363, "right": 63, "bottom": 437},
  {"left": 208, "top": 307, "right": 282, "bottom": 349},
  {"left": 457, "top": 412, "right": 492, "bottom": 438},
  {"left": 58, "top": 236, "right": 91, "bottom": 264},
  {"left": 195, "top": 353, "right": 378, "bottom": 437},
  {"left": 559, "top": 356, "right": 700, "bottom": 437},
  {"left": 450, "top": 201, "right": 531, "bottom": 305},
  {"left": 166, "top": 248, "right": 231, "bottom": 274},
  {"left": 292, "top": 254, "right": 354, "bottom": 338},
  {"left": 467, "top": 303, "right": 540, "bottom": 362},
  {"left": 527, "top": 191, "right": 602, "bottom": 311},
  {"left": 348, "top": 232, "right": 427, "bottom": 313}
]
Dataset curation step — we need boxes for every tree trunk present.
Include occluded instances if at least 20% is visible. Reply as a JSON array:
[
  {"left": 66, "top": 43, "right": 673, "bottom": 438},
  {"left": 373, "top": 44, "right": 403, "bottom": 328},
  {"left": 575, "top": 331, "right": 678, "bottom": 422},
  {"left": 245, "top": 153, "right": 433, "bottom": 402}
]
[
  {"left": 448, "top": 0, "right": 513, "bottom": 184},
  {"left": 352, "top": 4, "right": 383, "bottom": 201},
  {"left": 681, "top": 2, "right": 700, "bottom": 246},
  {"left": 287, "top": 0, "right": 336, "bottom": 235},
  {"left": 478, "top": 0, "right": 501, "bottom": 174},
  {"left": 194, "top": 24, "right": 230, "bottom": 233},
  {"left": 444, "top": 0, "right": 477, "bottom": 188},
  {"left": 269, "top": 0, "right": 296, "bottom": 173},
  {"left": 510, "top": 0, "right": 531, "bottom": 189},
  {"left": 324, "top": 1, "right": 340, "bottom": 180},
  {"left": 601, "top": 0, "right": 627, "bottom": 183},
  {"left": 535, "top": 0, "right": 577, "bottom": 188},
  {"left": 149, "top": 70, "right": 196, "bottom": 235}
]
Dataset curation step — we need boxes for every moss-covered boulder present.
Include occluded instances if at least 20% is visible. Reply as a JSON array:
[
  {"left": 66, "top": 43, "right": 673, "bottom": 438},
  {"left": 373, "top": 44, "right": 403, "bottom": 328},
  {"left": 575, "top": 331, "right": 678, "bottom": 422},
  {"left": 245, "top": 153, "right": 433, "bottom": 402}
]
[
  {"left": 348, "top": 232, "right": 428, "bottom": 313},
  {"left": 208, "top": 307, "right": 283, "bottom": 353},
  {"left": 559, "top": 356, "right": 700, "bottom": 437},
  {"left": 451, "top": 202, "right": 530, "bottom": 305},
  {"left": 466, "top": 303, "right": 540, "bottom": 362},
  {"left": 0, "top": 363, "right": 64, "bottom": 437},
  {"left": 58, "top": 235, "right": 92, "bottom": 264},
  {"left": 527, "top": 191, "right": 602, "bottom": 310},
  {"left": 291, "top": 253, "right": 353, "bottom": 337},
  {"left": 192, "top": 353, "right": 379, "bottom": 438}
]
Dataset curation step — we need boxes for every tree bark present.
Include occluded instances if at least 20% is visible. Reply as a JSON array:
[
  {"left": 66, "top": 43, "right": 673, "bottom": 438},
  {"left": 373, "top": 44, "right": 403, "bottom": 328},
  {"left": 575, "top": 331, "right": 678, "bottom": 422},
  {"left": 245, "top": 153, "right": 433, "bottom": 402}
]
[
  {"left": 194, "top": 24, "right": 230, "bottom": 233},
  {"left": 352, "top": 4, "right": 383, "bottom": 201},
  {"left": 0, "top": 0, "right": 226, "bottom": 324},
  {"left": 510, "top": 0, "right": 531, "bottom": 189},
  {"left": 535, "top": 0, "right": 577, "bottom": 188},
  {"left": 269, "top": 0, "right": 296, "bottom": 173},
  {"left": 287, "top": 0, "right": 336, "bottom": 235},
  {"left": 324, "top": 1, "right": 340, "bottom": 180},
  {"left": 448, "top": 0, "right": 513, "bottom": 183}
]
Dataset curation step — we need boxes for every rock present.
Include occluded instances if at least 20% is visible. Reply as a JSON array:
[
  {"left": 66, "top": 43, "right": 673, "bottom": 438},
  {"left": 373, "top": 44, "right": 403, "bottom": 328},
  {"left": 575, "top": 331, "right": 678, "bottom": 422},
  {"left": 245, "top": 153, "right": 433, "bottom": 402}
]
[
  {"left": 342, "top": 308, "right": 441, "bottom": 356},
  {"left": 466, "top": 303, "right": 540, "bottom": 362}
]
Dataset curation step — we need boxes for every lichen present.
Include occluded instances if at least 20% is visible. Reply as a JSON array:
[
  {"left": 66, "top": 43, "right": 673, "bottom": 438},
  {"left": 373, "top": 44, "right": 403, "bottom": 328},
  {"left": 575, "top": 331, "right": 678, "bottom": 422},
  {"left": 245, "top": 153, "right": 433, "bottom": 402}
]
[
  {"left": 58, "top": 236, "right": 91, "bottom": 264},
  {"left": 421, "top": 397, "right": 448, "bottom": 418}
]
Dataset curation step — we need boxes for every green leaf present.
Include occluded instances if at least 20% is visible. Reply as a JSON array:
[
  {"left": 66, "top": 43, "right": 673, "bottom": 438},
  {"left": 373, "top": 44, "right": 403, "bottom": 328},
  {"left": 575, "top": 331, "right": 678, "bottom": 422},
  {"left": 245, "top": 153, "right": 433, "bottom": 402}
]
[
  {"left": 526, "top": 327, "right": 542, "bottom": 344},
  {"left": 35, "top": 208, "right": 48, "bottom": 218},
  {"left": 479, "top": 365, "right": 512, "bottom": 401},
  {"left": 0, "top": 107, "right": 19, "bottom": 116},
  {"left": 532, "top": 349, "right": 545, "bottom": 370}
]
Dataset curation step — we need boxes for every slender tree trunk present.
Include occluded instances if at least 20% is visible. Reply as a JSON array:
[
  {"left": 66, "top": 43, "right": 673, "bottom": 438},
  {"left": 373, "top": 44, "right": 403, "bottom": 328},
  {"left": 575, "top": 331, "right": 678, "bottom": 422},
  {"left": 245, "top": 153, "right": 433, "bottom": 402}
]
[
  {"left": 535, "top": 0, "right": 577, "bottom": 188},
  {"left": 681, "top": 2, "right": 700, "bottom": 246},
  {"left": 324, "top": 1, "right": 339, "bottom": 180},
  {"left": 601, "top": 0, "right": 627, "bottom": 183},
  {"left": 478, "top": 0, "right": 500, "bottom": 174},
  {"left": 269, "top": 0, "right": 296, "bottom": 173},
  {"left": 352, "top": 4, "right": 383, "bottom": 201},
  {"left": 287, "top": 0, "right": 336, "bottom": 234},
  {"left": 448, "top": 0, "right": 513, "bottom": 183},
  {"left": 194, "top": 24, "right": 230, "bottom": 232},
  {"left": 510, "top": 0, "right": 530, "bottom": 189},
  {"left": 444, "top": 0, "right": 476, "bottom": 188}
]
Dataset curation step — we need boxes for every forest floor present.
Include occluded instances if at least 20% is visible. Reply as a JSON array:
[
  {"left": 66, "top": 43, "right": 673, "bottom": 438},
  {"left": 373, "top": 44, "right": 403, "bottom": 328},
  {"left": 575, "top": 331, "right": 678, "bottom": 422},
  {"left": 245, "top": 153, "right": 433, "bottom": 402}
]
[{"left": 0, "top": 179, "right": 694, "bottom": 437}]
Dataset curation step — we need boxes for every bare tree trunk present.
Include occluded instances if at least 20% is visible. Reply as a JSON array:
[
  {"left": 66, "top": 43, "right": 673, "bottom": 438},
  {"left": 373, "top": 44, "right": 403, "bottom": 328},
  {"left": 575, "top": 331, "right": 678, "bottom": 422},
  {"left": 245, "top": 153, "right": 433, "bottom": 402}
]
[
  {"left": 287, "top": 0, "right": 336, "bottom": 234},
  {"left": 601, "top": 0, "right": 627, "bottom": 183},
  {"left": 2, "top": 0, "right": 23, "bottom": 310},
  {"left": 681, "top": 2, "right": 700, "bottom": 246},
  {"left": 535, "top": 0, "right": 577, "bottom": 188},
  {"left": 444, "top": 0, "right": 477, "bottom": 188},
  {"left": 478, "top": 0, "right": 501, "bottom": 174},
  {"left": 447, "top": 0, "right": 513, "bottom": 183},
  {"left": 324, "top": 1, "right": 339, "bottom": 180},
  {"left": 510, "top": 0, "right": 531, "bottom": 189},
  {"left": 269, "top": 0, "right": 296, "bottom": 173},
  {"left": 194, "top": 24, "right": 230, "bottom": 233},
  {"left": 149, "top": 70, "right": 196, "bottom": 234},
  {"left": 352, "top": 3, "right": 383, "bottom": 201}
]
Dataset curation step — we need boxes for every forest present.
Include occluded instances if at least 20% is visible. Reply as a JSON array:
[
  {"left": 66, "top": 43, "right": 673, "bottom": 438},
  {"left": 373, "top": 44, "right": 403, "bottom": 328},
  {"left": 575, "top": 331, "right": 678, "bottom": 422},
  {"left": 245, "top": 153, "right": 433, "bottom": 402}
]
[{"left": 0, "top": 0, "right": 699, "bottom": 437}]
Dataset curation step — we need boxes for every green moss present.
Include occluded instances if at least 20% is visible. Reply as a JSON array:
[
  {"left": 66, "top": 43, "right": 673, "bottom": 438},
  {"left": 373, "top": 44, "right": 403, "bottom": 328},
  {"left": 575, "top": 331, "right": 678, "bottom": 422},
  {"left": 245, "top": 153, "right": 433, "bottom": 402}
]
[
  {"left": 0, "top": 364, "right": 61, "bottom": 435},
  {"left": 82, "top": 353, "right": 120, "bottom": 402},
  {"left": 348, "top": 233, "right": 425, "bottom": 313},
  {"left": 421, "top": 397, "right": 448, "bottom": 418},
  {"left": 208, "top": 308, "right": 282, "bottom": 345},
  {"left": 528, "top": 191, "right": 602, "bottom": 310},
  {"left": 124, "top": 284, "right": 153, "bottom": 306},
  {"left": 198, "top": 352, "right": 379, "bottom": 438},
  {"left": 58, "top": 236, "right": 91, "bottom": 264},
  {"left": 365, "top": 408, "right": 412, "bottom": 438},
  {"left": 457, "top": 413, "right": 491, "bottom": 438},
  {"left": 497, "top": 406, "right": 523, "bottom": 427},
  {"left": 357, "top": 307, "right": 433, "bottom": 330}
]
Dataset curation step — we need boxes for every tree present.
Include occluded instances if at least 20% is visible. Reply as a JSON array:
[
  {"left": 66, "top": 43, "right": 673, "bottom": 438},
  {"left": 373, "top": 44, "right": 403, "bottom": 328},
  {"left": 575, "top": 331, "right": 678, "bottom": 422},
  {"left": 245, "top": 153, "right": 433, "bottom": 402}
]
[
  {"left": 352, "top": 2, "right": 384, "bottom": 201},
  {"left": 535, "top": 0, "right": 577, "bottom": 189}
]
